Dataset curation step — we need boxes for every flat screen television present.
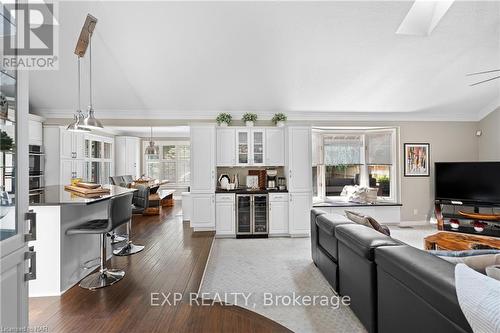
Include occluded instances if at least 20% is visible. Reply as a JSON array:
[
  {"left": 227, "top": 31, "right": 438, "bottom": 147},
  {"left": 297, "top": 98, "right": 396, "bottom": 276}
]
[{"left": 435, "top": 162, "right": 500, "bottom": 206}]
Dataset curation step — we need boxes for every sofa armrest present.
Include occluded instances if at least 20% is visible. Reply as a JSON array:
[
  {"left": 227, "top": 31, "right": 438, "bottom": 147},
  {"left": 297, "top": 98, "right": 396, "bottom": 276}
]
[
  {"left": 375, "top": 245, "right": 472, "bottom": 331},
  {"left": 336, "top": 224, "right": 402, "bottom": 260}
]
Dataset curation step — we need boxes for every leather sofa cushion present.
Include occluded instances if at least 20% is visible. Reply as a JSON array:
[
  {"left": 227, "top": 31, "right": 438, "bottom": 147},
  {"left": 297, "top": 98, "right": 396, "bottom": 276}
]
[
  {"left": 316, "top": 213, "right": 352, "bottom": 236},
  {"left": 336, "top": 224, "right": 402, "bottom": 260},
  {"left": 375, "top": 245, "right": 471, "bottom": 330},
  {"left": 311, "top": 209, "right": 327, "bottom": 224}
]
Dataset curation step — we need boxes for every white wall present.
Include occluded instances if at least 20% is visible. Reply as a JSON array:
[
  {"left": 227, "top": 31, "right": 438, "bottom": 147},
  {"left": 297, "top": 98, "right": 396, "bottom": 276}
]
[{"left": 478, "top": 107, "right": 500, "bottom": 160}]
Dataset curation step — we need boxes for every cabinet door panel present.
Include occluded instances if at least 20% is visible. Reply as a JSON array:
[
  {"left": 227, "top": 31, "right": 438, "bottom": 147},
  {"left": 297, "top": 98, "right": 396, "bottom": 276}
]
[
  {"left": 251, "top": 130, "right": 265, "bottom": 166},
  {"left": 288, "top": 127, "right": 312, "bottom": 192},
  {"left": 190, "top": 127, "right": 215, "bottom": 192},
  {"left": 236, "top": 130, "right": 250, "bottom": 165},
  {"left": 289, "top": 192, "right": 311, "bottom": 235},
  {"left": 60, "top": 130, "right": 73, "bottom": 159},
  {"left": 265, "top": 128, "right": 284, "bottom": 166},
  {"left": 216, "top": 202, "right": 235, "bottom": 235},
  {"left": 73, "top": 133, "right": 85, "bottom": 159},
  {"left": 191, "top": 194, "right": 215, "bottom": 229},
  {"left": 61, "top": 159, "right": 74, "bottom": 184},
  {"left": 216, "top": 129, "right": 236, "bottom": 166},
  {"left": 269, "top": 200, "right": 288, "bottom": 235}
]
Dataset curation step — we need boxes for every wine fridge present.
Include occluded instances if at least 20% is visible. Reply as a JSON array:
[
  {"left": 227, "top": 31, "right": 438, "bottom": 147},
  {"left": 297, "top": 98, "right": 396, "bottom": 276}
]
[{"left": 236, "top": 194, "right": 268, "bottom": 236}]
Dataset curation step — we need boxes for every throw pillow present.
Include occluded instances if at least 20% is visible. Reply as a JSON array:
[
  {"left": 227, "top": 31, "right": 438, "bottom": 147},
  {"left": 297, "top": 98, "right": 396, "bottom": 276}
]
[
  {"left": 455, "top": 264, "right": 500, "bottom": 333},
  {"left": 431, "top": 250, "right": 500, "bottom": 274},
  {"left": 344, "top": 210, "right": 391, "bottom": 236}
]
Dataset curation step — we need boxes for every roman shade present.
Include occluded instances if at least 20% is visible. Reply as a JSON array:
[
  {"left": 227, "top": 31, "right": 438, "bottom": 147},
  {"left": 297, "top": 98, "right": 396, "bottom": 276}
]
[{"left": 366, "top": 132, "right": 392, "bottom": 165}]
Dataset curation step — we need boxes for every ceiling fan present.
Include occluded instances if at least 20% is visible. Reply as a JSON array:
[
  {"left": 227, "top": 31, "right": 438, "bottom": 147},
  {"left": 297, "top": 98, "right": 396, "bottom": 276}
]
[{"left": 467, "top": 69, "right": 500, "bottom": 86}]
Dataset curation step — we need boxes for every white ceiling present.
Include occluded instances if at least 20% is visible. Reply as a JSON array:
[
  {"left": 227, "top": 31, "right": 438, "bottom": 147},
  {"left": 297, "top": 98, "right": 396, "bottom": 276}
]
[{"left": 29, "top": 1, "right": 500, "bottom": 121}]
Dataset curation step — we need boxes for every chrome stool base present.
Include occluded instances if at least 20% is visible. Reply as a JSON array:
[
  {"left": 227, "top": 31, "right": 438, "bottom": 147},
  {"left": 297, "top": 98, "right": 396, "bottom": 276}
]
[
  {"left": 113, "top": 243, "right": 144, "bottom": 256},
  {"left": 79, "top": 269, "right": 125, "bottom": 290}
]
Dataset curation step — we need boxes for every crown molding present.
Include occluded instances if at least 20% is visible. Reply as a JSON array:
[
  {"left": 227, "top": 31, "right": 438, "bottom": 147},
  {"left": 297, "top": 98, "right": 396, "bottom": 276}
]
[{"left": 36, "top": 108, "right": 480, "bottom": 122}]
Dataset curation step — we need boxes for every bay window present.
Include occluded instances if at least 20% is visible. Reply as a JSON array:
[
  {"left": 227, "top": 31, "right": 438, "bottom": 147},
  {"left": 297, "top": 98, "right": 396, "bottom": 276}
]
[
  {"left": 144, "top": 141, "right": 190, "bottom": 186},
  {"left": 313, "top": 128, "right": 398, "bottom": 202}
]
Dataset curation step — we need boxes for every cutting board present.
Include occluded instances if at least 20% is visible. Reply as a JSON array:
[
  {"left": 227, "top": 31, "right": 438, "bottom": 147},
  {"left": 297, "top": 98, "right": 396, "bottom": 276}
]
[{"left": 64, "top": 185, "right": 110, "bottom": 196}]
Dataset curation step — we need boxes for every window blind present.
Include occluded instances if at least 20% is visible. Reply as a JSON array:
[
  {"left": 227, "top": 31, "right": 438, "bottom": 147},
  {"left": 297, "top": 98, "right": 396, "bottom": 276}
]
[
  {"left": 366, "top": 132, "right": 392, "bottom": 165},
  {"left": 323, "top": 135, "right": 364, "bottom": 165}
]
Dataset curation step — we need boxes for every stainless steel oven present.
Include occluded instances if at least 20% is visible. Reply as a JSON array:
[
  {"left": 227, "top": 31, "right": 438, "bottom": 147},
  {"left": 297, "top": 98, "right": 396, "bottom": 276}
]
[
  {"left": 29, "top": 145, "right": 44, "bottom": 203},
  {"left": 29, "top": 145, "right": 44, "bottom": 176},
  {"left": 236, "top": 194, "right": 268, "bottom": 236}
]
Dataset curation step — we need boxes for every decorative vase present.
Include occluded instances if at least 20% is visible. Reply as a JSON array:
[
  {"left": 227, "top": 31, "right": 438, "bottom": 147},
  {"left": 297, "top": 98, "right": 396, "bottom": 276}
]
[
  {"left": 450, "top": 219, "right": 460, "bottom": 229},
  {"left": 473, "top": 221, "right": 486, "bottom": 233},
  {"left": 219, "top": 122, "right": 229, "bottom": 127},
  {"left": 245, "top": 121, "right": 254, "bottom": 127},
  {"left": 276, "top": 121, "right": 285, "bottom": 127}
]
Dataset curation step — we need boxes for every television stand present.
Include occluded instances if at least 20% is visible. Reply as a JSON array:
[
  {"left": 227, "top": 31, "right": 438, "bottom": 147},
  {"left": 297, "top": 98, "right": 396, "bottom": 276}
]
[
  {"left": 457, "top": 211, "right": 500, "bottom": 221},
  {"left": 434, "top": 201, "right": 500, "bottom": 238}
]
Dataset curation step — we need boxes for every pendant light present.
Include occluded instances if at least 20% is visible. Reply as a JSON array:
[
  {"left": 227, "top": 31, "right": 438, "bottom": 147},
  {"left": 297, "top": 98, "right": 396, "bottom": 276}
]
[
  {"left": 81, "top": 28, "right": 104, "bottom": 130},
  {"left": 145, "top": 127, "right": 159, "bottom": 156},
  {"left": 67, "top": 56, "right": 90, "bottom": 132}
]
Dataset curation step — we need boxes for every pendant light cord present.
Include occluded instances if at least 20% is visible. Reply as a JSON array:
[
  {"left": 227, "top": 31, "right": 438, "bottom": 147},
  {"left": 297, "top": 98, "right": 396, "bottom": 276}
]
[
  {"left": 89, "top": 32, "right": 93, "bottom": 108},
  {"left": 77, "top": 57, "right": 81, "bottom": 111}
]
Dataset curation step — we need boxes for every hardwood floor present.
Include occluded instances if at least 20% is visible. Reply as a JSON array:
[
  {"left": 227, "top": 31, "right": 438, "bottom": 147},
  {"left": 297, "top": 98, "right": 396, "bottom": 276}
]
[{"left": 30, "top": 203, "right": 291, "bottom": 333}]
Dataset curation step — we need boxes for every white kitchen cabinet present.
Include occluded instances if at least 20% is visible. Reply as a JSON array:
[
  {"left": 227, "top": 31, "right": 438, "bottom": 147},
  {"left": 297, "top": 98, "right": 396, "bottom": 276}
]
[
  {"left": 115, "top": 136, "right": 140, "bottom": 178},
  {"left": 288, "top": 192, "right": 312, "bottom": 236},
  {"left": 60, "top": 159, "right": 85, "bottom": 184},
  {"left": 236, "top": 128, "right": 265, "bottom": 166},
  {"left": 311, "top": 130, "right": 323, "bottom": 166},
  {"left": 44, "top": 126, "right": 113, "bottom": 186},
  {"left": 60, "top": 131, "right": 84, "bottom": 160},
  {"left": 216, "top": 128, "right": 235, "bottom": 166},
  {"left": 60, "top": 130, "right": 74, "bottom": 160},
  {"left": 216, "top": 193, "right": 235, "bottom": 236},
  {"left": 269, "top": 193, "right": 289, "bottom": 235},
  {"left": 190, "top": 125, "right": 216, "bottom": 193},
  {"left": 286, "top": 126, "right": 312, "bottom": 192},
  {"left": 28, "top": 115, "right": 43, "bottom": 145},
  {"left": 191, "top": 193, "right": 216, "bottom": 231},
  {"left": 265, "top": 128, "right": 285, "bottom": 166}
]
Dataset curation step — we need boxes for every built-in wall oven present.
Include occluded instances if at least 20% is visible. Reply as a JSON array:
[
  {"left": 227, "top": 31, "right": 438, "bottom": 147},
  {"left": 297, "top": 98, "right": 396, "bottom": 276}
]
[
  {"left": 29, "top": 145, "right": 44, "bottom": 204},
  {"left": 236, "top": 194, "right": 268, "bottom": 236}
]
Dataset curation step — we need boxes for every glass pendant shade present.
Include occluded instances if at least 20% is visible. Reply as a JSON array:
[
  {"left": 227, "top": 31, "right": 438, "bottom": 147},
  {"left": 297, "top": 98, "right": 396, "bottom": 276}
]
[
  {"left": 145, "top": 127, "right": 159, "bottom": 156},
  {"left": 145, "top": 142, "right": 159, "bottom": 156}
]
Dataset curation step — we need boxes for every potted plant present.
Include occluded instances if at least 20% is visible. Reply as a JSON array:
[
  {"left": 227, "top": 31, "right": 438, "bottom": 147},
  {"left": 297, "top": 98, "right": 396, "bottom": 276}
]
[
  {"left": 242, "top": 113, "right": 257, "bottom": 127},
  {"left": 216, "top": 112, "right": 232, "bottom": 127},
  {"left": 0, "top": 130, "right": 13, "bottom": 152},
  {"left": 272, "top": 113, "right": 287, "bottom": 127}
]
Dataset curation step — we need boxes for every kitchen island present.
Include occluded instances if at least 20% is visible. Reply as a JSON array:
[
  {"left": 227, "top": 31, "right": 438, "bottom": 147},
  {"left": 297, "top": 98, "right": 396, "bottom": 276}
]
[{"left": 29, "top": 185, "right": 136, "bottom": 297}]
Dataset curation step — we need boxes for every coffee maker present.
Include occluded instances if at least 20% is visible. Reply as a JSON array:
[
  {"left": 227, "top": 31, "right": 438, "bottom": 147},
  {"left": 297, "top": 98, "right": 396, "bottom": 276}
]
[{"left": 266, "top": 169, "right": 277, "bottom": 190}]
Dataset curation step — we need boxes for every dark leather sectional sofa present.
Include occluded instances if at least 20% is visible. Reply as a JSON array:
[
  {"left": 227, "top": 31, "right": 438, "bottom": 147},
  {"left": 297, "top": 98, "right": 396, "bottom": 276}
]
[{"left": 310, "top": 209, "right": 473, "bottom": 333}]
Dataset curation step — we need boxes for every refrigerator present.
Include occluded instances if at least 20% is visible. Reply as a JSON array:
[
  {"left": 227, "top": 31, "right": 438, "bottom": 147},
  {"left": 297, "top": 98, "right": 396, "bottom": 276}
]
[{"left": 236, "top": 194, "right": 268, "bottom": 236}]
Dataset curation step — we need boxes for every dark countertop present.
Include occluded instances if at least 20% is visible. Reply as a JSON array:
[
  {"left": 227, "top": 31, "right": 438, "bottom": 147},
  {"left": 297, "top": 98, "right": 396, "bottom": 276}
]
[
  {"left": 31, "top": 185, "right": 137, "bottom": 206},
  {"left": 313, "top": 200, "right": 402, "bottom": 208},
  {"left": 215, "top": 188, "right": 289, "bottom": 194}
]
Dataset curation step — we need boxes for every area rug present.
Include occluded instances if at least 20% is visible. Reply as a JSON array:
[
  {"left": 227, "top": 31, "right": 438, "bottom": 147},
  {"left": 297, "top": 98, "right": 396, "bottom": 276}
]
[
  {"left": 388, "top": 224, "right": 436, "bottom": 249},
  {"left": 198, "top": 238, "right": 366, "bottom": 333}
]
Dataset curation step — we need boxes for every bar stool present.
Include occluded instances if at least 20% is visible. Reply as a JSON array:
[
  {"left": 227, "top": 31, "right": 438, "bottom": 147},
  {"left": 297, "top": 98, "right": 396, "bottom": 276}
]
[
  {"left": 66, "top": 193, "right": 133, "bottom": 290},
  {"left": 113, "top": 185, "right": 147, "bottom": 256}
]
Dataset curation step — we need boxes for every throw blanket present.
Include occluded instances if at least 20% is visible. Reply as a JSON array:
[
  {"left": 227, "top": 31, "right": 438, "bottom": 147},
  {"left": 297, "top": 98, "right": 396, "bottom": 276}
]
[{"left": 455, "top": 264, "right": 500, "bottom": 333}]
